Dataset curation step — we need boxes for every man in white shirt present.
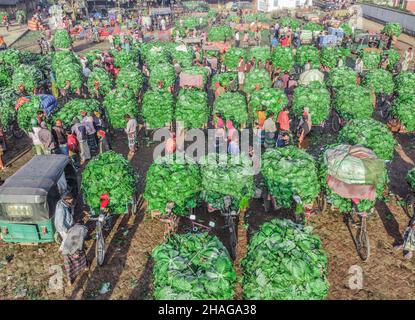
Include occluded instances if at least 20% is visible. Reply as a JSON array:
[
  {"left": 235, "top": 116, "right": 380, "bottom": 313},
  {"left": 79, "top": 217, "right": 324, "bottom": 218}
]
[
  {"left": 124, "top": 114, "right": 138, "bottom": 161},
  {"left": 234, "top": 31, "right": 240, "bottom": 48},
  {"left": 263, "top": 112, "right": 277, "bottom": 149}
]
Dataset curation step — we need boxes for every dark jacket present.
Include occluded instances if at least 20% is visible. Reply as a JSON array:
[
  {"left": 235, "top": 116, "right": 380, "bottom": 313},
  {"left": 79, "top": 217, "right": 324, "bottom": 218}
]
[{"left": 52, "top": 125, "right": 67, "bottom": 145}]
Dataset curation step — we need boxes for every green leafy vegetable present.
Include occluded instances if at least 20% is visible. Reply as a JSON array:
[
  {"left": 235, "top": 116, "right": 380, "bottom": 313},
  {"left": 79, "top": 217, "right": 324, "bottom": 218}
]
[
  {"left": 115, "top": 66, "right": 144, "bottom": 95},
  {"left": 103, "top": 87, "right": 138, "bottom": 129},
  {"left": 12, "top": 64, "right": 43, "bottom": 94},
  {"left": 211, "top": 72, "right": 237, "bottom": 90},
  {"left": 296, "top": 45, "right": 320, "bottom": 68},
  {"left": 247, "top": 46, "right": 271, "bottom": 65},
  {"left": 382, "top": 22, "right": 402, "bottom": 37},
  {"left": 335, "top": 87, "right": 373, "bottom": 120},
  {"left": 176, "top": 88, "right": 208, "bottom": 128},
  {"left": 271, "top": 46, "right": 294, "bottom": 72},
  {"left": 392, "top": 94, "right": 415, "bottom": 132},
  {"left": 149, "top": 63, "right": 175, "bottom": 90},
  {"left": 52, "top": 29, "right": 73, "bottom": 49},
  {"left": 326, "top": 67, "right": 356, "bottom": 90},
  {"left": 224, "top": 47, "right": 246, "bottom": 70},
  {"left": 53, "top": 99, "right": 100, "bottom": 128},
  {"left": 17, "top": 96, "right": 42, "bottom": 132},
  {"left": 87, "top": 68, "right": 113, "bottom": 97},
  {"left": 208, "top": 25, "right": 233, "bottom": 41},
  {"left": 363, "top": 69, "right": 394, "bottom": 94},
  {"left": 395, "top": 71, "right": 415, "bottom": 96},
  {"left": 142, "top": 90, "right": 174, "bottom": 129},
  {"left": 213, "top": 92, "right": 248, "bottom": 126},
  {"left": 360, "top": 51, "right": 380, "bottom": 70},
  {"left": 250, "top": 88, "right": 288, "bottom": 119}
]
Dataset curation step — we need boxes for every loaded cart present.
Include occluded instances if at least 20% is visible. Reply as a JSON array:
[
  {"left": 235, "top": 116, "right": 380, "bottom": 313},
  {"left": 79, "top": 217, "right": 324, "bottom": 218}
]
[{"left": 0, "top": 155, "right": 78, "bottom": 244}]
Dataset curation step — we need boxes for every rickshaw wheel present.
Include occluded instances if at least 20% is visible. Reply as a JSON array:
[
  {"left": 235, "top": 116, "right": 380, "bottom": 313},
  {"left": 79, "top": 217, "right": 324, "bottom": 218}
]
[
  {"left": 316, "top": 193, "right": 327, "bottom": 214},
  {"left": 356, "top": 228, "right": 370, "bottom": 262},
  {"left": 404, "top": 194, "right": 415, "bottom": 218},
  {"left": 331, "top": 112, "right": 341, "bottom": 132}
]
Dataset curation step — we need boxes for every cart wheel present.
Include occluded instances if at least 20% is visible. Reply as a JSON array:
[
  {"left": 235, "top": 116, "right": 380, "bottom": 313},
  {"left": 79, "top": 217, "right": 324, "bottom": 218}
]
[
  {"left": 356, "top": 228, "right": 370, "bottom": 262},
  {"left": 331, "top": 113, "right": 341, "bottom": 132},
  {"left": 96, "top": 234, "right": 106, "bottom": 266},
  {"left": 404, "top": 194, "right": 415, "bottom": 218},
  {"left": 316, "top": 193, "right": 327, "bottom": 214}
]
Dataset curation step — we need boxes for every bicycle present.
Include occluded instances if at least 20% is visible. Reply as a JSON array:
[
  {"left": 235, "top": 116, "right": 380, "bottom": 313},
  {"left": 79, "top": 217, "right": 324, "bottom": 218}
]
[
  {"left": 376, "top": 93, "right": 394, "bottom": 121},
  {"left": 186, "top": 211, "right": 216, "bottom": 233},
  {"left": 220, "top": 196, "right": 239, "bottom": 260}
]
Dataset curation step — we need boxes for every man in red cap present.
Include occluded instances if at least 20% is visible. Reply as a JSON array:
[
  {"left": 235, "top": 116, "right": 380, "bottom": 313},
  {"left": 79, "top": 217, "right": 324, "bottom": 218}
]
[{"left": 97, "top": 130, "right": 110, "bottom": 154}]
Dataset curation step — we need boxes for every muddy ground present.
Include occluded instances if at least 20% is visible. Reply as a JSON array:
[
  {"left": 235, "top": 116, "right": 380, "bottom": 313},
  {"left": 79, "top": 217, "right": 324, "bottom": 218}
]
[{"left": 1, "top": 18, "right": 415, "bottom": 300}]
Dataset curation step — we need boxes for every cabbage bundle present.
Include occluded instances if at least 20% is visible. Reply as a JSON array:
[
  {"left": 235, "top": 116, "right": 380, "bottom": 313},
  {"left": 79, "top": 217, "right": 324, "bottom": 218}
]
[
  {"left": 338, "top": 119, "right": 396, "bottom": 160},
  {"left": 171, "top": 45, "right": 194, "bottom": 68},
  {"left": 224, "top": 47, "right": 246, "bottom": 70},
  {"left": 0, "top": 64, "right": 12, "bottom": 87},
  {"left": 247, "top": 46, "right": 271, "bottom": 65},
  {"left": 113, "top": 35, "right": 133, "bottom": 47},
  {"left": 17, "top": 96, "right": 42, "bottom": 132},
  {"left": 81, "top": 151, "right": 137, "bottom": 214},
  {"left": 360, "top": 50, "right": 380, "bottom": 70},
  {"left": 407, "top": 168, "right": 415, "bottom": 191},
  {"left": 172, "top": 26, "right": 186, "bottom": 38},
  {"left": 319, "top": 145, "right": 388, "bottom": 213},
  {"left": 110, "top": 49, "right": 138, "bottom": 68},
  {"left": 292, "top": 82, "right": 330, "bottom": 125},
  {"left": 51, "top": 50, "right": 80, "bottom": 71},
  {"left": 53, "top": 99, "right": 100, "bottom": 128},
  {"left": 363, "top": 69, "right": 394, "bottom": 94},
  {"left": 244, "top": 69, "right": 272, "bottom": 94},
  {"left": 199, "top": 153, "right": 254, "bottom": 210},
  {"left": 335, "top": 87, "right": 373, "bottom": 120},
  {"left": 296, "top": 45, "right": 320, "bottom": 68},
  {"left": 52, "top": 29, "right": 73, "bottom": 49},
  {"left": 384, "top": 49, "right": 400, "bottom": 71},
  {"left": 262, "top": 147, "right": 320, "bottom": 208},
  {"left": 12, "top": 64, "right": 43, "bottom": 93},
  {"left": 175, "top": 89, "right": 208, "bottom": 128},
  {"left": 339, "top": 23, "right": 353, "bottom": 36},
  {"left": 87, "top": 68, "right": 113, "bottom": 96},
  {"left": 242, "top": 219, "right": 329, "bottom": 300},
  {"left": 149, "top": 63, "right": 175, "bottom": 90},
  {"left": 0, "top": 48, "right": 20, "bottom": 67},
  {"left": 208, "top": 25, "right": 233, "bottom": 41},
  {"left": 382, "top": 22, "right": 402, "bottom": 37},
  {"left": 0, "top": 12, "right": 8, "bottom": 21},
  {"left": 144, "top": 155, "right": 202, "bottom": 215},
  {"left": 326, "top": 67, "right": 356, "bottom": 90},
  {"left": 213, "top": 92, "right": 248, "bottom": 126},
  {"left": 392, "top": 94, "right": 415, "bottom": 132},
  {"left": 319, "top": 47, "right": 351, "bottom": 69},
  {"left": 16, "top": 10, "right": 26, "bottom": 23},
  {"left": 103, "top": 88, "right": 137, "bottom": 129},
  {"left": 303, "top": 22, "right": 324, "bottom": 32},
  {"left": 0, "top": 88, "right": 17, "bottom": 128},
  {"left": 115, "top": 66, "right": 144, "bottom": 95},
  {"left": 395, "top": 72, "right": 415, "bottom": 96},
  {"left": 279, "top": 17, "right": 300, "bottom": 30},
  {"left": 244, "top": 13, "right": 270, "bottom": 23},
  {"left": 181, "top": 66, "right": 209, "bottom": 86},
  {"left": 143, "top": 44, "right": 171, "bottom": 69},
  {"left": 211, "top": 72, "right": 237, "bottom": 90},
  {"left": 142, "top": 90, "right": 174, "bottom": 129},
  {"left": 55, "top": 62, "right": 83, "bottom": 90},
  {"left": 250, "top": 87, "right": 288, "bottom": 113},
  {"left": 152, "top": 233, "right": 236, "bottom": 299},
  {"left": 271, "top": 46, "right": 294, "bottom": 72}
]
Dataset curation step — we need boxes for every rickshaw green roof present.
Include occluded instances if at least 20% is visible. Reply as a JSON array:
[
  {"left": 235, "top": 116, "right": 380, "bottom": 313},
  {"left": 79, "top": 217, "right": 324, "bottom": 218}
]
[{"left": 0, "top": 155, "right": 70, "bottom": 204}]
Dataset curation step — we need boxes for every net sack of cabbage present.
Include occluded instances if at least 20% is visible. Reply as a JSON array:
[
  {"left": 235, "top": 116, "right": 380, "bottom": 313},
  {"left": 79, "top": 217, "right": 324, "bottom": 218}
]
[
  {"left": 224, "top": 47, "right": 247, "bottom": 70},
  {"left": 363, "top": 69, "right": 394, "bottom": 94},
  {"left": 149, "top": 63, "right": 176, "bottom": 90},
  {"left": 52, "top": 29, "right": 73, "bottom": 49},
  {"left": 211, "top": 72, "right": 237, "bottom": 90},
  {"left": 296, "top": 45, "right": 320, "bottom": 68},
  {"left": 392, "top": 94, "right": 415, "bottom": 132},
  {"left": 87, "top": 68, "right": 113, "bottom": 97},
  {"left": 334, "top": 86, "right": 373, "bottom": 121},
  {"left": 152, "top": 233, "right": 236, "bottom": 299},
  {"left": 175, "top": 88, "right": 208, "bottom": 129},
  {"left": 242, "top": 219, "right": 329, "bottom": 300},
  {"left": 81, "top": 151, "right": 137, "bottom": 214},
  {"left": 243, "top": 68, "right": 272, "bottom": 94},
  {"left": 213, "top": 92, "right": 248, "bottom": 126},
  {"left": 250, "top": 88, "right": 288, "bottom": 120},
  {"left": 115, "top": 66, "right": 144, "bottom": 96},
  {"left": 53, "top": 99, "right": 100, "bottom": 128},
  {"left": 142, "top": 90, "right": 174, "bottom": 129},
  {"left": 271, "top": 46, "right": 294, "bottom": 73},
  {"left": 326, "top": 67, "right": 356, "bottom": 90},
  {"left": 144, "top": 154, "right": 202, "bottom": 216},
  {"left": 12, "top": 64, "right": 43, "bottom": 94},
  {"left": 394, "top": 72, "right": 415, "bottom": 96}
]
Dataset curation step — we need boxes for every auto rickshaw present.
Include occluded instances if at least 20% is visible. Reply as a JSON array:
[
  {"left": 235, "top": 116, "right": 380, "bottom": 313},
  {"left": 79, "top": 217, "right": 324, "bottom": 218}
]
[
  {"left": 0, "top": 155, "right": 78, "bottom": 244},
  {"left": 351, "top": 33, "right": 383, "bottom": 54}
]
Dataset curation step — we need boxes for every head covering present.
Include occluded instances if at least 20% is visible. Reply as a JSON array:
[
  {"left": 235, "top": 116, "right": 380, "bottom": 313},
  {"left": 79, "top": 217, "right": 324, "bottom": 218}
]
[
  {"left": 72, "top": 117, "right": 80, "bottom": 125},
  {"left": 226, "top": 120, "right": 234, "bottom": 129},
  {"left": 97, "top": 130, "right": 106, "bottom": 138},
  {"left": 214, "top": 82, "right": 220, "bottom": 88},
  {"left": 40, "top": 121, "right": 47, "bottom": 129}
]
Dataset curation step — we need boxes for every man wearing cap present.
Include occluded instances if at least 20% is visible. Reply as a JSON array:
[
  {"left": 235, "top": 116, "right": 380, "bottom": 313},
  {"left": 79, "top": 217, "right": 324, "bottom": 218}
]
[
  {"left": 97, "top": 129, "right": 110, "bottom": 154},
  {"left": 71, "top": 117, "right": 90, "bottom": 165},
  {"left": 52, "top": 119, "right": 68, "bottom": 155},
  {"left": 38, "top": 122, "right": 56, "bottom": 154}
]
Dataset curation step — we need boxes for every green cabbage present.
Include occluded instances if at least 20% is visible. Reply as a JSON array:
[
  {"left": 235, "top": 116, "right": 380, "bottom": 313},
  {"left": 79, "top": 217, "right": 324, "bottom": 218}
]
[
  {"left": 115, "top": 66, "right": 144, "bottom": 95},
  {"left": 142, "top": 90, "right": 174, "bottom": 129},
  {"left": 363, "top": 69, "right": 394, "bottom": 94},
  {"left": 335, "top": 87, "right": 373, "bottom": 120},
  {"left": 271, "top": 46, "right": 294, "bottom": 72},
  {"left": 52, "top": 29, "right": 73, "bottom": 49},
  {"left": 53, "top": 98, "right": 100, "bottom": 128},
  {"left": 213, "top": 92, "right": 248, "bottom": 126},
  {"left": 103, "top": 87, "right": 138, "bottom": 129},
  {"left": 175, "top": 88, "right": 208, "bottom": 128}
]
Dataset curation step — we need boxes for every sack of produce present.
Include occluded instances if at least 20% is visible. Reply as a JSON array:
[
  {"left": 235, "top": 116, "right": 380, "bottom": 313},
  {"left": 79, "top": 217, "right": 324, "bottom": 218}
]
[
  {"left": 142, "top": 90, "right": 174, "bottom": 129},
  {"left": 244, "top": 13, "right": 270, "bottom": 23},
  {"left": 271, "top": 46, "right": 294, "bottom": 72},
  {"left": 382, "top": 22, "right": 402, "bottom": 37},
  {"left": 242, "top": 219, "right": 329, "bottom": 300},
  {"left": 250, "top": 87, "right": 288, "bottom": 119},
  {"left": 12, "top": 64, "right": 43, "bottom": 93},
  {"left": 392, "top": 94, "right": 415, "bottom": 132},
  {"left": 0, "top": 48, "right": 21, "bottom": 67},
  {"left": 55, "top": 62, "right": 83, "bottom": 90},
  {"left": 144, "top": 44, "right": 171, "bottom": 69},
  {"left": 17, "top": 95, "right": 42, "bottom": 132},
  {"left": 144, "top": 155, "right": 202, "bottom": 215},
  {"left": 363, "top": 69, "right": 394, "bottom": 94},
  {"left": 319, "top": 144, "right": 388, "bottom": 213},
  {"left": 247, "top": 46, "right": 271, "bottom": 65},
  {"left": 199, "top": 153, "right": 254, "bottom": 210},
  {"left": 53, "top": 98, "right": 100, "bottom": 128},
  {"left": 213, "top": 92, "right": 248, "bottom": 126},
  {"left": 360, "top": 50, "right": 380, "bottom": 70},
  {"left": 395, "top": 72, "right": 415, "bottom": 96},
  {"left": 87, "top": 68, "right": 113, "bottom": 97},
  {"left": 335, "top": 86, "right": 373, "bottom": 120},
  {"left": 261, "top": 146, "right": 320, "bottom": 208},
  {"left": 110, "top": 49, "right": 138, "bottom": 68},
  {"left": 337, "top": 119, "right": 396, "bottom": 160},
  {"left": 224, "top": 47, "right": 246, "bottom": 70},
  {"left": 51, "top": 50, "right": 80, "bottom": 71},
  {"left": 384, "top": 49, "right": 400, "bottom": 71},
  {"left": 244, "top": 68, "right": 272, "bottom": 94},
  {"left": 152, "top": 233, "right": 236, "bottom": 300},
  {"left": 319, "top": 47, "right": 350, "bottom": 69},
  {"left": 0, "top": 88, "right": 17, "bottom": 129},
  {"left": 81, "top": 151, "right": 137, "bottom": 214},
  {"left": 326, "top": 67, "right": 356, "bottom": 90},
  {"left": 296, "top": 45, "right": 320, "bottom": 68},
  {"left": 292, "top": 82, "right": 330, "bottom": 125},
  {"left": 52, "top": 29, "right": 73, "bottom": 49},
  {"left": 171, "top": 44, "right": 194, "bottom": 68},
  {"left": 279, "top": 17, "right": 300, "bottom": 30},
  {"left": 175, "top": 88, "right": 208, "bottom": 128},
  {"left": 211, "top": 72, "right": 237, "bottom": 90},
  {"left": 103, "top": 87, "right": 138, "bottom": 129},
  {"left": 208, "top": 25, "right": 233, "bottom": 41},
  {"left": 149, "top": 63, "right": 175, "bottom": 90},
  {"left": 85, "top": 49, "right": 102, "bottom": 67},
  {"left": 115, "top": 66, "right": 144, "bottom": 95}
]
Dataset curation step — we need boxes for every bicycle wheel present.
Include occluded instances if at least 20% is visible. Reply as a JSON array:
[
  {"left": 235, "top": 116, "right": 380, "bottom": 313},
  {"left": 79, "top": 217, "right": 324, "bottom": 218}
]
[
  {"left": 356, "top": 220, "right": 370, "bottom": 262},
  {"left": 229, "top": 224, "right": 237, "bottom": 261},
  {"left": 316, "top": 193, "right": 327, "bottom": 214},
  {"left": 331, "top": 112, "right": 341, "bottom": 132},
  {"left": 96, "top": 230, "right": 106, "bottom": 266}
]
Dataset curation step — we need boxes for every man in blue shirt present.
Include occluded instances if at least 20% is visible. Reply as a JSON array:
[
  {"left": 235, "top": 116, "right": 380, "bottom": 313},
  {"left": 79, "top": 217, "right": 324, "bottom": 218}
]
[{"left": 271, "top": 36, "right": 279, "bottom": 49}]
